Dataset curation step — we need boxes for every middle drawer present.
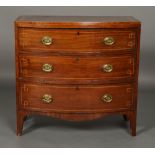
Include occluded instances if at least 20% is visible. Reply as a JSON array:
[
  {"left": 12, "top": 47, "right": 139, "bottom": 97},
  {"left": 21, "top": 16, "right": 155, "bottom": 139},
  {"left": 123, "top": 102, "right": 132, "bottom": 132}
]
[{"left": 19, "top": 55, "right": 135, "bottom": 82}]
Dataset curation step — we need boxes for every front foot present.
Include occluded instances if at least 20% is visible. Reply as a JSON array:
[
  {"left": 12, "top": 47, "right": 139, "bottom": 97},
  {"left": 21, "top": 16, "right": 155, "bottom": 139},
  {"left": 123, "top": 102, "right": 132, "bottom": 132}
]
[
  {"left": 16, "top": 111, "right": 27, "bottom": 136},
  {"left": 129, "top": 111, "right": 137, "bottom": 136}
]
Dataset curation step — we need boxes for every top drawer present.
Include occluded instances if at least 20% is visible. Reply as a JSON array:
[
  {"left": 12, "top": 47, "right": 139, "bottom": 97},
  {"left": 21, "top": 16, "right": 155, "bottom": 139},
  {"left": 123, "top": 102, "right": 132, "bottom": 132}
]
[{"left": 17, "top": 28, "right": 136, "bottom": 52}]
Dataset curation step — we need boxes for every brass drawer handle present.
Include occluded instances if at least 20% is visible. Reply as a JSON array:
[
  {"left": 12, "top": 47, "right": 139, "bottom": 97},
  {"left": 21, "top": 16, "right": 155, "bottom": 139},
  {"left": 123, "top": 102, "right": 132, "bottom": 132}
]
[
  {"left": 42, "top": 63, "right": 53, "bottom": 72},
  {"left": 42, "top": 36, "right": 52, "bottom": 45},
  {"left": 101, "top": 94, "right": 112, "bottom": 103},
  {"left": 42, "top": 94, "right": 53, "bottom": 103},
  {"left": 103, "top": 37, "right": 115, "bottom": 45},
  {"left": 102, "top": 64, "right": 113, "bottom": 72}
]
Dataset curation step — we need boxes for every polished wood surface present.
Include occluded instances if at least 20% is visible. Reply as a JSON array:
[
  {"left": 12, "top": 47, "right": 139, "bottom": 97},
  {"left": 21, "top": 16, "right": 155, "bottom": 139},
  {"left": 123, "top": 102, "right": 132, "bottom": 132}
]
[
  {"left": 20, "top": 83, "right": 133, "bottom": 111},
  {"left": 15, "top": 16, "right": 141, "bottom": 28},
  {"left": 18, "top": 28, "right": 136, "bottom": 52},
  {"left": 19, "top": 55, "right": 135, "bottom": 80},
  {"left": 15, "top": 16, "right": 141, "bottom": 136}
]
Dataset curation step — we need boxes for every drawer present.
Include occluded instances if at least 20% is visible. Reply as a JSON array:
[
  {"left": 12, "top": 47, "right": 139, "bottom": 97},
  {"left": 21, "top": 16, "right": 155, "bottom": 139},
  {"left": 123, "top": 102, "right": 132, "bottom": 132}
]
[
  {"left": 18, "top": 28, "right": 136, "bottom": 52},
  {"left": 20, "top": 83, "right": 134, "bottom": 112},
  {"left": 19, "top": 55, "right": 135, "bottom": 82}
]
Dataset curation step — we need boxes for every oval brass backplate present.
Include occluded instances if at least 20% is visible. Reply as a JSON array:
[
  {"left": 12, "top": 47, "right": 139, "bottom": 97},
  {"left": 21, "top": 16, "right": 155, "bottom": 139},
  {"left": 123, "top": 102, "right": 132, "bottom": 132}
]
[
  {"left": 101, "top": 94, "right": 113, "bottom": 103},
  {"left": 103, "top": 37, "right": 115, "bottom": 46},
  {"left": 42, "top": 94, "right": 53, "bottom": 103},
  {"left": 42, "top": 36, "right": 52, "bottom": 46},
  {"left": 42, "top": 64, "right": 53, "bottom": 72},
  {"left": 102, "top": 64, "right": 113, "bottom": 73}
]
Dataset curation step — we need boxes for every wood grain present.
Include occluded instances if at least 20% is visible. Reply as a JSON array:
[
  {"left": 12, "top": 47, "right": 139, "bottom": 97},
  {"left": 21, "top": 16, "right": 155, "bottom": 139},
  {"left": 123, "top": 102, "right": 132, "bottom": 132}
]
[
  {"left": 19, "top": 83, "right": 133, "bottom": 111},
  {"left": 15, "top": 16, "right": 141, "bottom": 28},
  {"left": 19, "top": 55, "right": 135, "bottom": 81},
  {"left": 18, "top": 28, "right": 136, "bottom": 52},
  {"left": 15, "top": 16, "right": 141, "bottom": 136}
]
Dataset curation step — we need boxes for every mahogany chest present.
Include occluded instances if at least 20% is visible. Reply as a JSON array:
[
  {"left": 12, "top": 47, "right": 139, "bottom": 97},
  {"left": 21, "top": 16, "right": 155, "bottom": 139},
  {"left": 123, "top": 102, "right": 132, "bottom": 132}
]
[{"left": 15, "top": 16, "right": 141, "bottom": 136}]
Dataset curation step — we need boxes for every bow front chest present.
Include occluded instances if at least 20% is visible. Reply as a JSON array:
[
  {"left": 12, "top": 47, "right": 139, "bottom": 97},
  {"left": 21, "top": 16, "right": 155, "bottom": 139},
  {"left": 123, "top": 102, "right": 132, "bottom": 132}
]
[{"left": 15, "top": 16, "right": 141, "bottom": 136}]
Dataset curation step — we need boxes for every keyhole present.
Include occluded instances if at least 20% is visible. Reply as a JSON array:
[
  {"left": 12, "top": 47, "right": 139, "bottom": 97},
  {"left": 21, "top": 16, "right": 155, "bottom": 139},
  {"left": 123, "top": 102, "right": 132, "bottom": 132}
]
[
  {"left": 75, "top": 57, "right": 80, "bottom": 62},
  {"left": 75, "top": 86, "right": 79, "bottom": 90}
]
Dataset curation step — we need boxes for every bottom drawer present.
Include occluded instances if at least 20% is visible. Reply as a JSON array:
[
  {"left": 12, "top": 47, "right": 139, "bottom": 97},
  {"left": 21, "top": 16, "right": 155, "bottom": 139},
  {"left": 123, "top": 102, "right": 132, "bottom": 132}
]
[{"left": 19, "top": 83, "right": 134, "bottom": 112}]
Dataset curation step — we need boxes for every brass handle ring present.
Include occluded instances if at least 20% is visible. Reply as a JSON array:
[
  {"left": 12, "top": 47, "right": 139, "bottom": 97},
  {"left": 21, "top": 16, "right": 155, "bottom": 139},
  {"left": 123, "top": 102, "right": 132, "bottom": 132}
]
[
  {"left": 101, "top": 94, "right": 113, "bottom": 103},
  {"left": 103, "top": 37, "right": 115, "bottom": 45},
  {"left": 42, "top": 94, "right": 53, "bottom": 103},
  {"left": 102, "top": 64, "right": 113, "bottom": 73},
  {"left": 42, "top": 36, "right": 52, "bottom": 46},
  {"left": 42, "top": 63, "right": 53, "bottom": 72}
]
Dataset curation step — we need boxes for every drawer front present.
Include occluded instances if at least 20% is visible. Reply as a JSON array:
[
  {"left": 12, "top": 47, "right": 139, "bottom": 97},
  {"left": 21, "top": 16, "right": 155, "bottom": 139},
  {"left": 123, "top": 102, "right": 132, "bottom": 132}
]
[
  {"left": 19, "top": 55, "right": 135, "bottom": 81},
  {"left": 18, "top": 28, "right": 136, "bottom": 52},
  {"left": 20, "top": 83, "right": 133, "bottom": 111}
]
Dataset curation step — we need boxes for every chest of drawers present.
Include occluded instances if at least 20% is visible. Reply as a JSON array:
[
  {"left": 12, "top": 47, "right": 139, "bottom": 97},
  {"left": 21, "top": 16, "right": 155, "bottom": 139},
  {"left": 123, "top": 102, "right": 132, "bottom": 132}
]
[{"left": 15, "top": 16, "right": 141, "bottom": 136}]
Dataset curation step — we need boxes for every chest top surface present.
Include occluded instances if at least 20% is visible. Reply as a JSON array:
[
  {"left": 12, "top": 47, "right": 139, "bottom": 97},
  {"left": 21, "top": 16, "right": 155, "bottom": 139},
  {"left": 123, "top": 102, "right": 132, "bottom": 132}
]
[{"left": 15, "top": 16, "right": 141, "bottom": 28}]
